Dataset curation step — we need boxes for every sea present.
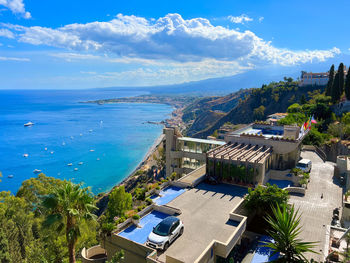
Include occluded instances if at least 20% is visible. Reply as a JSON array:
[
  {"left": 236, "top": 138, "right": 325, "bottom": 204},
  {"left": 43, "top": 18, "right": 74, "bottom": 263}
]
[{"left": 0, "top": 89, "right": 173, "bottom": 194}]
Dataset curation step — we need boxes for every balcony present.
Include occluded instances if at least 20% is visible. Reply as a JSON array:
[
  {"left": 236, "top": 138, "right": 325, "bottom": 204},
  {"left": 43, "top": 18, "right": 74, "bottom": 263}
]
[{"left": 81, "top": 245, "right": 107, "bottom": 263}]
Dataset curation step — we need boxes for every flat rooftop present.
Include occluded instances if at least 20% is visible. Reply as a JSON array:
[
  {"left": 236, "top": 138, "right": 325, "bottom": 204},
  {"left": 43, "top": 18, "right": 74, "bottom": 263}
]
[
  {"left": 157, "top": 183, "right": 248, "bottom": 263},
  {"left": 231, "top": 124, "right": 284, "bottom": 139},
  {"left": 178, "top": 136, "right": 226, "bottom": 145}
]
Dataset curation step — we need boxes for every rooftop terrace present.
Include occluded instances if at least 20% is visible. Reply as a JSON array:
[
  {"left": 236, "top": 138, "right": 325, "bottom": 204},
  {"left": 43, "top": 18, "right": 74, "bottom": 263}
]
[{"left": 158, "top": 183, "right": 248, "bottom": 263}]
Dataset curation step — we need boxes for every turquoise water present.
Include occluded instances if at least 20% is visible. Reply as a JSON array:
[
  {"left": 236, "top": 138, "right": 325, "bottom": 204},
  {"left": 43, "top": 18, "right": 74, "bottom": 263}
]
[
  {"left": 0, "top": 89, "right": 172, "bottom": 194},
  {"left": 152, "top": 186, "right": 186, "bottom": 205},
  {"left": 267, "top": 179, "right": 294, "bottom": 188}
]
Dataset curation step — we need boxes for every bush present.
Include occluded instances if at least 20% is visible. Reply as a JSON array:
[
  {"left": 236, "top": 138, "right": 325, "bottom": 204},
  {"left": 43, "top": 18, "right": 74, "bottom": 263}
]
[
  {"left": 302, "top": 127, "right": 326, "bottom": 146},
  {"left": 299, "top": 178, "right": 308, "bottom": 186},
  {"left": 134, "top": 187, "right": 147, "bottom": 201},
  {"left": 291, "top": 168, "right": 302, "bottom": 176},
  {"left": 132, "top": 214, "right": 140, "bottom": 220},
  {"left": 244, "top": 184, "right": 289, "bottom": 217},
  {"left": 145, "top": 197, "right": 153, "bottom": 205}
]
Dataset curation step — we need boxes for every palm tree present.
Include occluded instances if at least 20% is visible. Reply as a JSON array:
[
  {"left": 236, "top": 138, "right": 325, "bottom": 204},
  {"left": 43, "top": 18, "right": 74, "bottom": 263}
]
[
  {"left": 42, "top": 181, "right": 97, "bottom": 263},
  {"left": 264, "top": 204, "right": 318, "bottom": 262}
]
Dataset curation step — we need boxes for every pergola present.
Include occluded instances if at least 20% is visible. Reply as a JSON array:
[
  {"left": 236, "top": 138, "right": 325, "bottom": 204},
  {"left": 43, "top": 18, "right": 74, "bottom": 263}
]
[{"left": 206, "top": 142, "right": 273, "bottom": 179}]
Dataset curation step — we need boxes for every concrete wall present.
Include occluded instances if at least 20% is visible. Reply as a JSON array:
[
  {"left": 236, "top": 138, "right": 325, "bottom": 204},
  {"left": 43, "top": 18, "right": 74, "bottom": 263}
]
[
  {"left": 101, "top": 234, "right": 155, "bottom": 263},
  {"left": 225, "top": 134, "right": 301, "bottom": 155},
  {"left": 81, "top": 245, "right": 107, "bottom": 263}
]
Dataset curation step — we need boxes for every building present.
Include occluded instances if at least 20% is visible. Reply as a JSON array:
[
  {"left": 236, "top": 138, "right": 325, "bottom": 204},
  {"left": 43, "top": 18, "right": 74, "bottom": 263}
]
[
  {"left": 164, "top": 127, "right": 226, "bottom": 178},
  {"left": 300, "top": 67, "right": 348, "bottom": 87},
  {"left": 300, "top": 71, "right": 329, "bottom": 86},
  {"left": 165, "top": 122, "right": 308, "bottom": 185}
]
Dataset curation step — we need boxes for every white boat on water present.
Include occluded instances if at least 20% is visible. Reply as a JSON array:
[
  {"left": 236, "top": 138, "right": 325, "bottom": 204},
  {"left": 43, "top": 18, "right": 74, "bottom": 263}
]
[
  {"left": 8, "top": 174, "right": 14, "bottom": 178},
  {"left": 24, "top": 122, "right": 34, "bottom": 127},
  {"left": 23, "top": 153, "right": 29, "bottom": 158},
  {"left": 50, "top": 151, "right": 54, "bottom": 154},
  {"left": 90, "top": 149, "right": 95, "bottom": 152},
  {"left": 78, "top": 162, "right": 83, "bottom": 165},
  {"left": 74, "top": 168, "right": 78, "bottom": 171},
  {"left": 67, "top": 163, "right": 73, "bottom": 166},
  {"left": 33, "top": 169, "right": 41, "bottom": 174}
]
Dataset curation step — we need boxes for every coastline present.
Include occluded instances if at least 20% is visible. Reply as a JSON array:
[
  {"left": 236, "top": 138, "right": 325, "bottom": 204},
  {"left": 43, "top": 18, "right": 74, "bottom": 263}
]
[{"left": 96, "top": 102, "right": 185, "bottom": 197}]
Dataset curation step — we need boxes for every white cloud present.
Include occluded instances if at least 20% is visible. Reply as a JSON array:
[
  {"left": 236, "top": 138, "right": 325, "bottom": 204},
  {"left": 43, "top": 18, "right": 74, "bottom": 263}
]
[
  {"left": 227, "top": 14, "right": 253, "bottom": 24},
  {"left": 0, "top": 56, "right": 29, "bottom": 61},
  {"left": 49, "top": 52, "right": 101, "bottom": 61},
  {"left": 258, "top": 17, "right": 264, "bottom": 23},
  {"left": 0, "top": 28, "right": 14, "bottom": 38},
  {"left": 0, "top": 0, "right": 31, "bottom": 18},
  {"left": 1, "top": 13, "right": 341, "bottom": 85},
  {"left": 3, "top": 13, "right": 339, "bottom": 66}
]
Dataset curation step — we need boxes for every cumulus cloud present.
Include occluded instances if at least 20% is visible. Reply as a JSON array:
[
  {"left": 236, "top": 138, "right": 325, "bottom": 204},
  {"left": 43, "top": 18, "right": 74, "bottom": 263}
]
[
  {"left": 0, "top": 28, "right": 14, "bottom": 38},
  {"left": 258, "top": 17, "right": 264, "bottom": 23},
  {"left": 0, "top": 56, "right": 30, "bottom": 61},
  {"left": 2, "top": 13, "right": 340, "bottom": 70},
  {"left": 227, "top": 14, "right": 253, "bottom": 24},
  {"left": 0, "top": 0, "right": 31, "bottom": 18}
]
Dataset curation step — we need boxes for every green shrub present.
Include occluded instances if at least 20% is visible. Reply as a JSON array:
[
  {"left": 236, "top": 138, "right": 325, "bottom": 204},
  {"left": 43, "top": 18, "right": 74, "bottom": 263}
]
[
  {"left": 145, "top": 197, "right": 153, "bottom": 205},
  {"left": 132, "top": 214, "right": 140, "bottom": 220}
]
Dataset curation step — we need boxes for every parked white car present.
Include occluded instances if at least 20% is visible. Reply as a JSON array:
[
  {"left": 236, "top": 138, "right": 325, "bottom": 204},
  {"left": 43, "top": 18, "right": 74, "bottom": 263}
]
[
  {"left": 146, "top": 216, "right": 184, "bottom": 250},
  {"left": 296, "top": 159, "right": 312, "bottom": 173}
]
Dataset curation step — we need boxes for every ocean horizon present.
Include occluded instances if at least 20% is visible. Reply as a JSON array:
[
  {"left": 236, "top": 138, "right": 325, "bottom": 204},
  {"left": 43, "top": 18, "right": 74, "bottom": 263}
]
[{"left": 0, "top": 89, "right": 173, "bottom": 194}]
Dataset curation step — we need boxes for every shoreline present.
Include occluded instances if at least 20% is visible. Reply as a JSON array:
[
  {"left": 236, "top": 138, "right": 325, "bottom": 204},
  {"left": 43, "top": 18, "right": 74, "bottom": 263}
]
[{"left": 119, "top": 132, "right": 165, "bottom": 186}]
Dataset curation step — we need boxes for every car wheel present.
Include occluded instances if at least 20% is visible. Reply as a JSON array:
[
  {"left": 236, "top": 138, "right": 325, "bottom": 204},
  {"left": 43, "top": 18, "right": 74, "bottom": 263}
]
[
  {"left": 180, "top": 227, "right": 184, "bottom": 235},
  {"left": 163, "top": 242, "right": 169, "bottom": 251}
]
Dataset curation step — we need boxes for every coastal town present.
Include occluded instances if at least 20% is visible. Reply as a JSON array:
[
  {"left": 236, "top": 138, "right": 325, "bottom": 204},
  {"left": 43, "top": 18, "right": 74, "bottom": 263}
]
[{"left": 75, "top": 65, "right": 350, "bottom": 263}]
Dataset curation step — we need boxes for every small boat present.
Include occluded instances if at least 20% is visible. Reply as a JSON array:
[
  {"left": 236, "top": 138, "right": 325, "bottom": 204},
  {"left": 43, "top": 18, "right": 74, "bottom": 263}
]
[
  {"left": 67, "top": 163, "right": 73, "bottom": 166},
  {"left": 24, "top": 122, "right": 34, "bottom": 127},
  {"left": 70, "top": 136, "right": 74, "bottom": 139},
  {"left": 74, "top": 168, "right": 78, "bottom": 171},
  {"left": 50, "top": 151, "right": 54, "bottom": 154},
  {"left": 44, "top": 147, "right": 47, "bottom": 151},
  {"left": 23, "top": 153, "right": 29, "bottom": 158},
  {"left": 8, "top": 174, "right": 14, "bottom": 178},
  {"left": 90, "top": 149, "right": 95, "bottom": 152},
  {"left": 33, "top": 169, "right": 41, "bottom": 174},
  {"left": 96, "top": 158, "right": 100, "bottom": 161},
  {"left": 78, "top": 162, "right": 83, "bottom": 165},
  {"left": 80, "top": 133, "right": 83, "bottom": 136},
  {"left": 89, "top": 129, "right": 93, "bottom": 132},
  {"left": 62, "top": 142, "right": 66, "bottom": 146}
]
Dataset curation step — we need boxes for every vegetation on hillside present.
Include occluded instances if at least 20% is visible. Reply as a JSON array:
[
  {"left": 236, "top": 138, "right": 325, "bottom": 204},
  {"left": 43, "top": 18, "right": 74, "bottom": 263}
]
[
  {"left": 0, "top": 174, "right": 99, "bottom": 263},
  {"left": 191, "top": 78, "right": 323, "bottom": 138}
]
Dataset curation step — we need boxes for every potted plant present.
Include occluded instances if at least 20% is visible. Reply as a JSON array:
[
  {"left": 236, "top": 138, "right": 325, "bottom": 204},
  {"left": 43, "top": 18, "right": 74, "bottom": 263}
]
[
  {"left": 299, "top": 178, "right": 308, "bottom": 189},
  {"left": 345, "top": 191, "right": 350, "bottom": 201},
  {"left": 132, "top": 214, "right": 140, "bottom": 225}
]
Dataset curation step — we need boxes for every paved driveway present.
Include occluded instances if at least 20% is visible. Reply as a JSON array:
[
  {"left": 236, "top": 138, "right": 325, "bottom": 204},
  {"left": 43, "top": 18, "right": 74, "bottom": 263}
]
[{"left": 289, "top": 151, "right": 342, "bottom": 262}]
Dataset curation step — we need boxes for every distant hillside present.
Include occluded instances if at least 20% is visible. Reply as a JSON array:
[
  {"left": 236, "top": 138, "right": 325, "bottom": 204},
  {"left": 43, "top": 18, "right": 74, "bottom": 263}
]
[
  {"left": 185, "top": 79, "right": 326, "bottom": 138},
  {"left": 182, "top": 89, "right": 249, "bottom": 136}
]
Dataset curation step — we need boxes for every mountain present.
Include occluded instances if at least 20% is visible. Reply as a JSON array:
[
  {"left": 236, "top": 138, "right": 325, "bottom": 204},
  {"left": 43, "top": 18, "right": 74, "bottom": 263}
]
[{"left": 184, "top": 80, "right": 326, "bottom": 138}]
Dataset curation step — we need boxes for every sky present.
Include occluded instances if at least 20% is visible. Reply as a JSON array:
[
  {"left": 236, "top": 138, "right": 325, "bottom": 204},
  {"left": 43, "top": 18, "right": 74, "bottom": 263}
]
[{"left": 0, "top": 0, "right": 349, "bottom": 89}]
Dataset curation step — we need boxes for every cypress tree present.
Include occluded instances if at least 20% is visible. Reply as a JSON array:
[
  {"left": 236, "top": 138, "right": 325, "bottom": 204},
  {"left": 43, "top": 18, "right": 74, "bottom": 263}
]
[
  {"left": 326, "top": 64, "right": 335, "bottom": 96},
  {"left": 345, "top": 66, "right": 350, "bottom": 100},
  {"left": 332, "top": 71, "right": 340, "bottom": 103},
  {"left": 339, "top": 63, "right": 345, "bottom": 96}
]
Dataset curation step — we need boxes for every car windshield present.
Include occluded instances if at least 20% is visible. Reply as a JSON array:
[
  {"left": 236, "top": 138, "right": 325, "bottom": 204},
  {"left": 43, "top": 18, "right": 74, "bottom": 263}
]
[
  {"left": 153, "top": 222, "right": 171, "bottom": 236},
  {"left": 297, "top": 163, "right": 307, "bottom": 168}
]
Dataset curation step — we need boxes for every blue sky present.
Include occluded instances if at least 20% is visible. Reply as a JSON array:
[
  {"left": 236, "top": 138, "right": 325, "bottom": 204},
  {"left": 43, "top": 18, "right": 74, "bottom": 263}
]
[{"left": 0, "top": 0, "right": 349, "bottom": 89}]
